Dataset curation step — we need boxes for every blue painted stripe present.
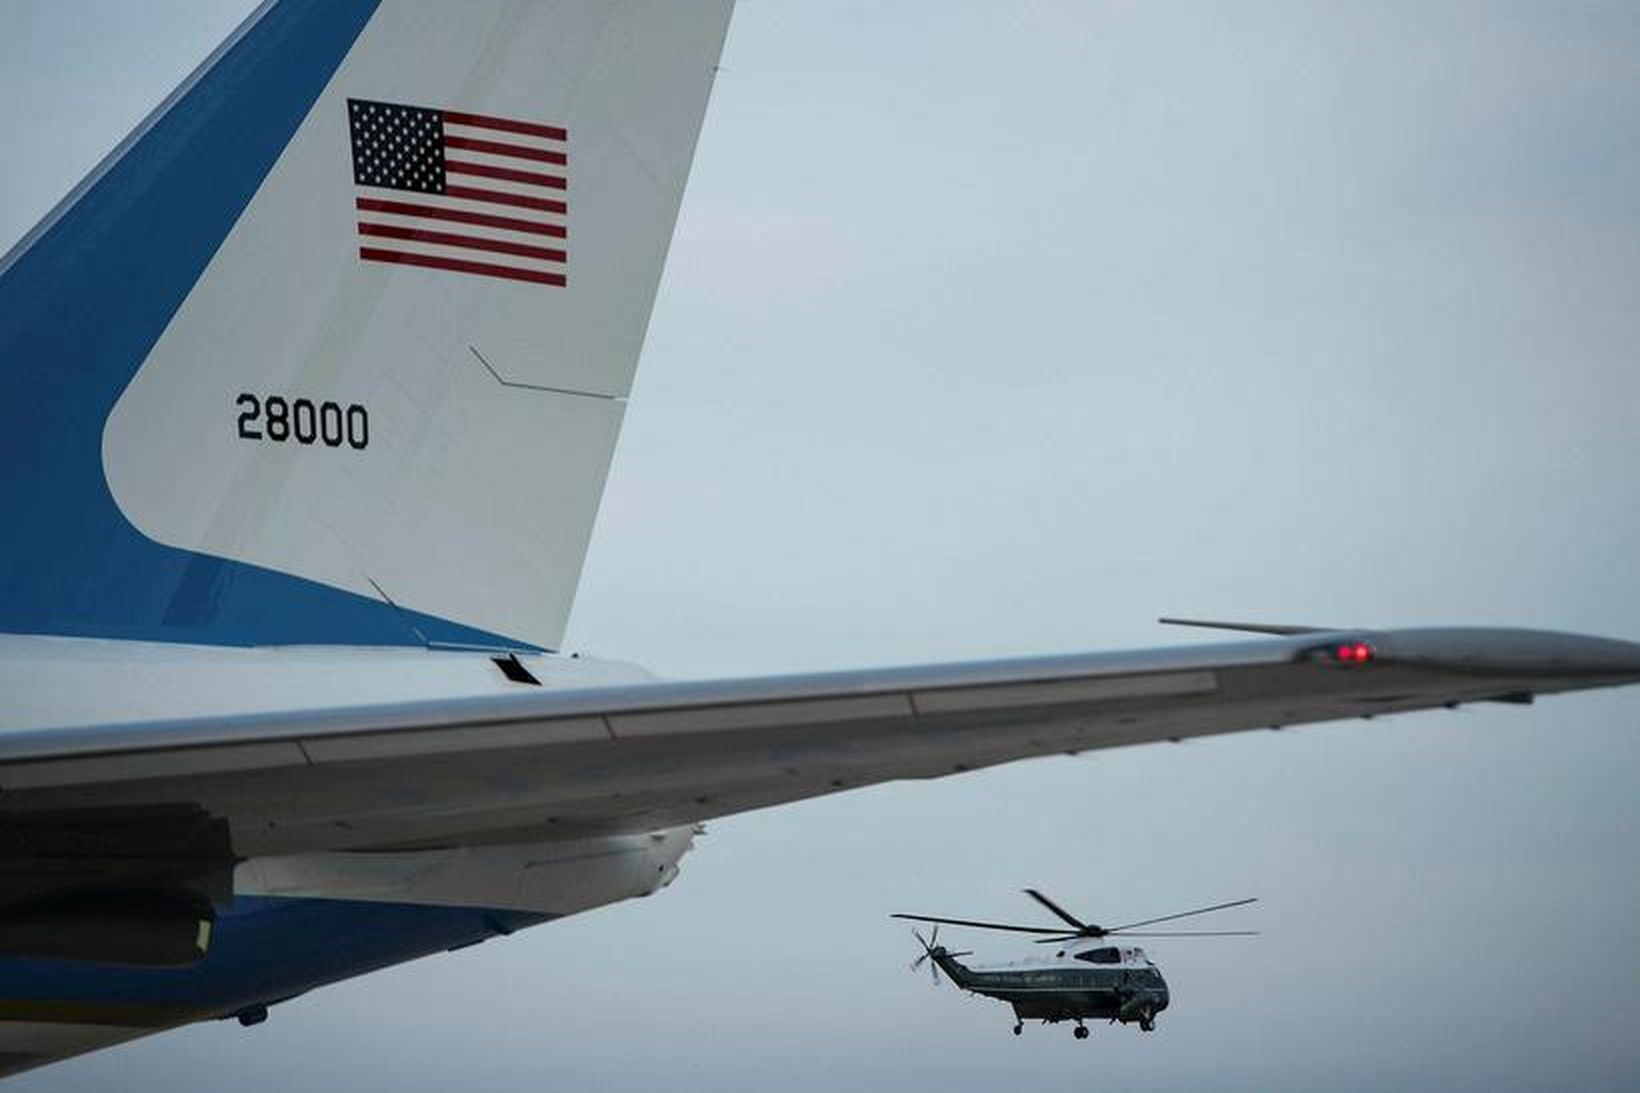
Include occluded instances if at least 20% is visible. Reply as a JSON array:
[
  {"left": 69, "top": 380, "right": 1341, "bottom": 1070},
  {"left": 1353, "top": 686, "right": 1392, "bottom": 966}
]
[
  {"left": 0, "top": 894, "right": 547, "bottom": 1014},
  {"left": 0, "top": 0, "right": 532, "bottom": 650}
]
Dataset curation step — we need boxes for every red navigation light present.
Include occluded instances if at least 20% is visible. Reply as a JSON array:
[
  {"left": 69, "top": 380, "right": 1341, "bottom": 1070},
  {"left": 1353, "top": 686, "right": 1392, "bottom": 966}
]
[{"left": 1334, "top": 641, "right": 1375, "bottom": 664}]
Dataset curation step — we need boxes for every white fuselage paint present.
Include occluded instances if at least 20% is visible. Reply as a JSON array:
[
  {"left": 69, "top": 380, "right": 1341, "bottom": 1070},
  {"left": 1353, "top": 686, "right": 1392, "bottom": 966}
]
[
  {"left": 968, "top": 944, "right": 1156, "bottom": 976},
  {"left": 237, "top": 827, "right": 696, "bottom": 915}
]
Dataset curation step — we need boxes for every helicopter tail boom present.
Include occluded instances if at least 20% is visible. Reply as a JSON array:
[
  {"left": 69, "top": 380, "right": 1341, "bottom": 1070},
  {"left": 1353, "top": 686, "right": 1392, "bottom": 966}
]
[{"left": 930, "top": 948, "right": 977, "bottom": 990}]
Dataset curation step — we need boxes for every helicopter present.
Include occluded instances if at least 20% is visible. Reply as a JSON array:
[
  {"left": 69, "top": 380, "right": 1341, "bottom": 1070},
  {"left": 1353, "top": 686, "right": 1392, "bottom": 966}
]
[{"left": 892, "top": 890, "right": 1257, "bottom": 1039}]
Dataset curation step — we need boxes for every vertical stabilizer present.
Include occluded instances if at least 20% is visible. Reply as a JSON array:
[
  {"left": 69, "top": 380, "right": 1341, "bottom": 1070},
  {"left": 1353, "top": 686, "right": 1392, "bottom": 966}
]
[{"left": 0, "top": 0, "right": 733, "bottom": 650}]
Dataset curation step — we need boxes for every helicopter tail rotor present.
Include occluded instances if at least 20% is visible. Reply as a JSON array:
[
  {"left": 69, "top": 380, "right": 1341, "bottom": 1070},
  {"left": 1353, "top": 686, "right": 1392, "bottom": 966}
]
[
  {"left": 909, "top": 927, "right": 941, "bottom": 984},
  {"left": 909, "top": 927, "right": 971, "bottom": 987}
]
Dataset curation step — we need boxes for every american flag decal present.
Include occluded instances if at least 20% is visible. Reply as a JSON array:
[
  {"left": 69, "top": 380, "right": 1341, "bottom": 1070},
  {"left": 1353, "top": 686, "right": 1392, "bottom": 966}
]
[{"left": 347, "top": 98, "right": 567, "bottom": 287}]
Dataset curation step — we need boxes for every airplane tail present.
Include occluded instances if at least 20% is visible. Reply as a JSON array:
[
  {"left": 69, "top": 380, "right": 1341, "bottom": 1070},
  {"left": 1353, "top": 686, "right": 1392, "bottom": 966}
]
[{"left": 0, "top": 0, "right": 733, "bottom": 651}]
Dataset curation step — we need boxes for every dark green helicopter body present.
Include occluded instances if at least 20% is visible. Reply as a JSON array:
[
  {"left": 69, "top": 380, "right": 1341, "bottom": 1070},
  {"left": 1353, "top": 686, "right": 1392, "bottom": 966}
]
[{"left": 895, "top": 890, "right": 1254, "bottom": 1039}]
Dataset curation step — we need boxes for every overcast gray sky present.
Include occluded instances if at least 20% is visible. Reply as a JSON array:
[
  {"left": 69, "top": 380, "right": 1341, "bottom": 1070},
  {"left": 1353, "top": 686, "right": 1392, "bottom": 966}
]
[{"left": 3, "top": 2, "right": 1639, "bottom": 1090}]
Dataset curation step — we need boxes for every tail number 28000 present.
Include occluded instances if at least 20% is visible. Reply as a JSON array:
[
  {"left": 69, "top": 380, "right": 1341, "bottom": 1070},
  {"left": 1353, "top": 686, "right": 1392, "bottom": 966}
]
[{"left": 236, "top": 393, "right": 368, "bottom": 449}]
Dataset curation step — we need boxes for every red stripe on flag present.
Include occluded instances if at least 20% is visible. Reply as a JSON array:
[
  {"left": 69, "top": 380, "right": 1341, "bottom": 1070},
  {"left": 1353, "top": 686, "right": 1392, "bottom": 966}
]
[
  {"left": 444, "top": 135, "right": 566, "bottom": 165},
  {"left": 447, "top": 159, "right": 566, "bottom": 190},
  {"left": 359, "top": 222, "right": 567, "bottom": 263},
  {"left": 442, "top": 111, "right": 567, "bottom": 142},
  {"left": 356, "top": 197, "right": 567, "bottom": 238},
  {"left": 360, "top": 247, "right": 566, "bottom": 286},
  {"left": 444, "top": 184, "right": 567, "bottom": 215}
]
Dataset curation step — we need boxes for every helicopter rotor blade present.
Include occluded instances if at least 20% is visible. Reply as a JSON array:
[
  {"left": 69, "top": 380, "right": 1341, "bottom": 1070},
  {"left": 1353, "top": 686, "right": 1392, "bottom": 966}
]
[
  {"left": 892, "top": 913, "right": 1066, "bottom": 935},
  {"left": 1104, "top": 897, "right": 1258, "bottom": 933},
  {"left": 1022, "top": 889, "right": 1092, "bottom": 933},
  {"left": 1033, "top": 927, "right": 1261, "bottom": 942},
  {"left": 1108, "top": 930, "right": 1261, "bottom": 937}
]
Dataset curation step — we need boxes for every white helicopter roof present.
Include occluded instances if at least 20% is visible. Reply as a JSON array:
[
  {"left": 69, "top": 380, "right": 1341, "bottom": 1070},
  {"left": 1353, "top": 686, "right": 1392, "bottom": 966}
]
[{"left": 972, "top": 940, "right": 1154, "bottom": 973}]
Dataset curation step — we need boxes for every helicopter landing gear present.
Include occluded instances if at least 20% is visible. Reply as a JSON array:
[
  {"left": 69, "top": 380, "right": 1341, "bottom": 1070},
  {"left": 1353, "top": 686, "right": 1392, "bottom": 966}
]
[
  {"left": 1138, "top": 1006, "right": 1156, "bottom": 1032},
  {"left": 1012, "top": 1022, "right": 1023, "bottom": 1036},
  {"left": 1073, "top": 1023, "right": 1089, "bottom": 1040}
]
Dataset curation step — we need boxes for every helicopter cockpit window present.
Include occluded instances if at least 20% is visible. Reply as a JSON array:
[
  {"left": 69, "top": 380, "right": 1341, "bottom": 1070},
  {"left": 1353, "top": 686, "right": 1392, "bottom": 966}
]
[{"left": 1074, "top": 947, "right": 1122, "bottom": 964}]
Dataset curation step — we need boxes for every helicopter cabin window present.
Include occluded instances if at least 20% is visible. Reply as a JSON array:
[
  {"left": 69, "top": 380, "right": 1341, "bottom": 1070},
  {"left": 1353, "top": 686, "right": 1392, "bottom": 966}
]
[{"left": 1074, "top": 947, "right": 1122, "bottom": 964}]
